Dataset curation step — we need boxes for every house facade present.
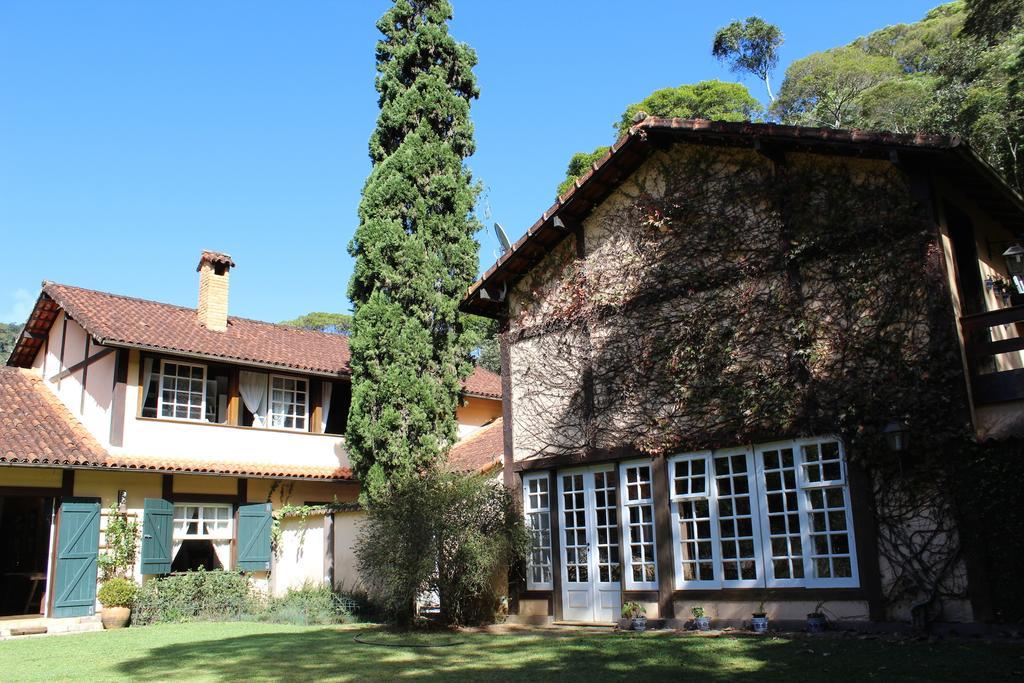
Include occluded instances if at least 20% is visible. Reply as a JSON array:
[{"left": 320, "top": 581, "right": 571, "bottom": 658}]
[
  {"left": 0, "top": 251, "right": 502, "bottom": 620},
  {"left": 462, "top": 118, "right": 1024, "bottom": 628}
]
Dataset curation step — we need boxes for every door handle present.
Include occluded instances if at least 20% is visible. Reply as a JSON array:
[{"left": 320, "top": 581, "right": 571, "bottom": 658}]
[{"left": 143, "top": 534, "right": 152, "bottom": 539}]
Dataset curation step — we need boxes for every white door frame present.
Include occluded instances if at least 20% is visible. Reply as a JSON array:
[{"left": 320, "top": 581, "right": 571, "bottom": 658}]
[{"left": 557, "top": 464, "right": 621, "bottom": 622}]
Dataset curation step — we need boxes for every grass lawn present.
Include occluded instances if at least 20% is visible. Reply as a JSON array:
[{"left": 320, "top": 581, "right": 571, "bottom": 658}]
[{"left": 1, "top": 622, "right": 1023, "bottom": 682}]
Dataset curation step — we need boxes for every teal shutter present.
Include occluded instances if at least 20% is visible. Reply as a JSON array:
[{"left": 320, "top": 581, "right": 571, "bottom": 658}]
[
  {"left": 141, "top": 498, "right": 174, "bottom": 574},
  {"left": 236, "top": 502, "right": 272, "bottom": 572},
  {"left": 53, "top": 500, "right": 100, "bottom": 617}
]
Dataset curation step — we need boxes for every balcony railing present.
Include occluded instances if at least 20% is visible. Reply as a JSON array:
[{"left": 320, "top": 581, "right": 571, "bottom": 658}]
[{"left": 960, "top": 305, "right": 1024, "bottom": 404}]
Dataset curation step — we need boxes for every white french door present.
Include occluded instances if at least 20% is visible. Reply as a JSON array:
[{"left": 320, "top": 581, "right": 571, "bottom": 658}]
[{"left": 558, "top": 466, "right": 621, "bottom": 622}]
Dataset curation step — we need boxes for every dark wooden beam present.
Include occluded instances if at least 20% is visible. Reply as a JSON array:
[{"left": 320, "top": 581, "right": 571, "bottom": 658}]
[
  {"left": 56, "top": 314, "right": 68, "bottom": 390},
  {"left": 847, "top": 460, "right": 885, "bottom": 621},
  {"left": 79, "top": 336, "right": 91, "bottom": 415},
  {"left": 652, "top": 456, "right": 676, "bottom": 620},
  {"left": 49, "top": 346, "right": 115, "bottom": 384},
  {"left": 61, "top": 469, "right": 75, "bottom": 498},
  {"left": 109, "top": 348, "right": 129, "bottom": 447}
]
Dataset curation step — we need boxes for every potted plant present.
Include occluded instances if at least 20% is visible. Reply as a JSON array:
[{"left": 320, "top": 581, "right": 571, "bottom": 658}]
[
  {"left": 751, "top": 601, "right": 769, "bottom": 634},
  {"left": 691, "top": 605, "right": 710, "bottom": 631},
  {"left": 622, "top": 601, "right": 647, "bottom": 632},
  {"left": 98, "top": 577, "right": 137, "bottom": 629},
  {"left": 807, "top": 601, "right": 827, "bottom": 633}
]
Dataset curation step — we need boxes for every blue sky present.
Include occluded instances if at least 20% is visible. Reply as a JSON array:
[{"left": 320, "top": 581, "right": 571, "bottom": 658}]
[{"left": 1, "top": 0, "right": 946, "bottom": 324}]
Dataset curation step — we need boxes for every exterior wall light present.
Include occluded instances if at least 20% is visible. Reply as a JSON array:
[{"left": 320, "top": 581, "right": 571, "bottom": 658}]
[
  {"left": 882, "top": 420, "right": 910, "bottom": 453},
  {"left": 1002, "top": 244, "right": 1024, "bottom": 295}
]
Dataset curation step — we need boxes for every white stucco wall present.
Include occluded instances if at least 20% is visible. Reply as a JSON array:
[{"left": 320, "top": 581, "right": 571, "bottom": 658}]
[
  {"left": 272, "top": 513, "right": 327, "bottom": 597},
  {"left": 37, "top": 315, "right": 116, "bottom": 449}
]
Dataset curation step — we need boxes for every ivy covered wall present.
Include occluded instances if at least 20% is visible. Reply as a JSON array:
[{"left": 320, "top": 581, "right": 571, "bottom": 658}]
[{"left": 505, "top": 141, "right": 1024, "bottom": 623}]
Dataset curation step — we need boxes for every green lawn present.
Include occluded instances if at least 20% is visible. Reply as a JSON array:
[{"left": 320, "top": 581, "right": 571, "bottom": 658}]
[{"left": 1, "top": 622, "right": 1022, "bottom": 682}]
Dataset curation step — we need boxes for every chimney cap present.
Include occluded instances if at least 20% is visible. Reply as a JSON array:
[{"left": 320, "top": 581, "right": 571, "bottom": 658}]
[{"left": 197, "top": 251, "right": 236, "bottom": 273}]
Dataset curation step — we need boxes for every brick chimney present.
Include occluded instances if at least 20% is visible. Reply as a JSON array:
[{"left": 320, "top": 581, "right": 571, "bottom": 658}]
[{"left": 196, "top": 251, "right": 235, "bottom": 332}]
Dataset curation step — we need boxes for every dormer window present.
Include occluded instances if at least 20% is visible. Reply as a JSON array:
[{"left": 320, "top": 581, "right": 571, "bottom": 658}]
[
  {"left": 158, "top": 361, "right": 207, "bottom": 421},
  {"left": 268, "top": 375, "right": 308, "bottom": 431}
]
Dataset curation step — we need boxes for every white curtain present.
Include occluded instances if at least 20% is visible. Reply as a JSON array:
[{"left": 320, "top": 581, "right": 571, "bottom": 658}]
[
  {"left": 142, "top": 357, "right": 155, "bottom": 406},
  {"left": 321, "top": 382, "right": 333, "bottom": 433},
  {"left": 213, "top": 541, "right": 232, "bottom": 570},
  {"left": 239, "top": 371, "right": 268, "bottom": 427}
]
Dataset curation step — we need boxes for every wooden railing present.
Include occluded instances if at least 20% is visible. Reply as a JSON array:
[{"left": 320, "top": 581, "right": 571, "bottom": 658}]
[{"left": 960, "top": 304, "right": 1024, "bottom": 404}]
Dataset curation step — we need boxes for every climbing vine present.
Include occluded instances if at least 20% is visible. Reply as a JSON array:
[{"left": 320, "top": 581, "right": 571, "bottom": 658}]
[
  {"left": 271, "top": 500, "right": 362, "bottom": 555},
  {"left": 98, "top": 503, "right": 140, "bottom": 581},
  {"left": 507, "top": 145, "right": 1005, "bottom": 623}
]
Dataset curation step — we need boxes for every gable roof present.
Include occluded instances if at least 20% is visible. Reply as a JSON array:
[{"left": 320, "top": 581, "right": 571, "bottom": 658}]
[
  {"left": 462, "top": 366, "right": 501, "bottom": 399},
  {"left": 0, "top": 366, "right": 106, "bottom": 467},
  {"left": 448, "top": 418, "right": 503, "bottom": 474},
  {"left": 6, "top": 282, "right": 503, "bottom": 396},
  {"left": 9, "top": 282, "right": 351, "bottom": 376},
  {"left": 0, "top": 366, "right": 355, "bottom": 481},
  {"left": 462, "top": 117, "right": 1024, "bottom": 317}
]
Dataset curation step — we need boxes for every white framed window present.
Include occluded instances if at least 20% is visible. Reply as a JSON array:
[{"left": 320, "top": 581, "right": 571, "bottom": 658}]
[
  {"left": 619, "top": 461, "right": 658, "bottom": 590},
  {"left": 269, "top": 375, "right": 308, "bottom": 431},
  {"left": 669, "top": 437, "right": 858, "bottom": 590},
  {"left": 173, "top": 504, "right": 232, "bottom": 540},
  {"left": 523, "top": 473, "right": 553, "bottom": 590},
  {"left": 158, "top": 361, "right": 207, "bottom": 421},
  {"left": 668, "top": 453, "right": 719, "bottom": 587}
]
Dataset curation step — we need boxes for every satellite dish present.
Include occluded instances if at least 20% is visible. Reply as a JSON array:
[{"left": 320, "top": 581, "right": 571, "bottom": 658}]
[{"left": 494, "top": 222, "right": 512, "bottom": 254}]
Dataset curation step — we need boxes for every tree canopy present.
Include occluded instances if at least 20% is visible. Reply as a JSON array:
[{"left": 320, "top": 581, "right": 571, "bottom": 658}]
[
  {"left": 773, "top": 1, "right": 1023, "bottom": 191},
  {"left": 279, "top": 312, "right": 352, "bottom": 335},
  {"left": 772, "top": 47, "right": 903, "bottom": 129},
  {"left": 0, "top": 323, "right": 21, "bottom": 365},
  {"left": 712, "top": 17, "right": 784, "bottom": 101},
  {"left": 347, "top": 0, "right": 481, "bottom": 504},
  {"left": 558, "top": 80, "right": 761, "bottom": 195}
]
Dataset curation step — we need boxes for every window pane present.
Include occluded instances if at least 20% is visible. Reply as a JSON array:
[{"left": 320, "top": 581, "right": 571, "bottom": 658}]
[
  {"left": 714, "top": 453, "right": 758, "bottom": 583},
  {"left": 622, "top": 464, "right": 655, "bottom": 586},
  {"left": 760, "top": 447, "right": 804, "bottom": 583}
]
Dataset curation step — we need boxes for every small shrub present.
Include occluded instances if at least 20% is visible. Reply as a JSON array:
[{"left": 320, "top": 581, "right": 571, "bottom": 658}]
[
  {"left": 356, "top": 470, "right": 528, "bottom": 627},
  {"left": 98, "top": 578, "right": 137, "bottom": 608},
  {"left": 263, "top": 583, "right": 352, "bottom": 625},
  {"left": 134, "top": 568, "right": 258, "bottom": 625}
]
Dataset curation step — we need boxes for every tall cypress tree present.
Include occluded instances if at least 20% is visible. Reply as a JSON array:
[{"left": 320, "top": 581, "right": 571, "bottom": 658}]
[{"left": 347, "top": 0, "right": 481, "bottom": 503}]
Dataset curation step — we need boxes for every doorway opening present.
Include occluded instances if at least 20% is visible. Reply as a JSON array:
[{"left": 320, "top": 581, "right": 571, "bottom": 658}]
[{"left": 0, "top": 495, "right": 54, "bottom": 617}]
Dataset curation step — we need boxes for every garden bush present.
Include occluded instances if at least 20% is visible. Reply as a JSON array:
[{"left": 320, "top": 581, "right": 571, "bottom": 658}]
[
  {"left": 98, "top": 577, "right": 137, "bottom": 608},
  {"left": 261, "top": 582, "right": 353, "bottom": 625},
  {"left": 133, "top": 568, "right": 257, "bottom": 625},
  {"left": 356, "top": 469, "right": 527, "bottom": 627}
]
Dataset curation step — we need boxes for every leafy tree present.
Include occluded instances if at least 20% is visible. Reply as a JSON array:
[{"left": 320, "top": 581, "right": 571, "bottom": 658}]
[
  {"left": 559, "top": 81, "right": 761, "bottom": 194},
  {"left": 772, "top": 47, "right": 902, "bottom": 128},
  {"left": 712, "top": 17, "right": 784, "bottom": 102},
  {"left": 464, "top": 314, "right": 501, "bottom": 374},
  {"left": 0, "top": 323, "right": 21, "bottom": 365},
  {"left": 963, "top": 0, "right": 1023, "bottom": 43},
  {"left": 857, "top": 75, "right": 939, "bottom": 133},
  {"left": 347, "top": 0, "right": 481, "bottom": 504},
  {"left": 356, "top": 470, "right": 527, "bottom": 626},
  {"left": 557, "top": 146, "right": 610, "bottom": 197},
  {"left": 279, "top": 312, "right": 352, "bottom": 335},
  {"left": 616, "top": 80, "right": 763, "bottom": 137}
]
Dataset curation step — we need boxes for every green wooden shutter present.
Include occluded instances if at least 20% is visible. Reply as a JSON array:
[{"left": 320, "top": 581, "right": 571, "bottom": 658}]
[
  {"left": 236, "top": 502, "right": 272, "bottom": 572},
  {"left": 141, "top": 498, "right": 174, "bottom": 574},
  {"left": 53, "top": 499, "right": 100, "bottom": 617}
]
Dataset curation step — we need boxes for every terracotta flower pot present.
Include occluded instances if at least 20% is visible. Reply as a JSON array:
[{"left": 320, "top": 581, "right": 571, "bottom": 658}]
[{"left": 101, "top": 606, "right": 131, "bottom": 629}]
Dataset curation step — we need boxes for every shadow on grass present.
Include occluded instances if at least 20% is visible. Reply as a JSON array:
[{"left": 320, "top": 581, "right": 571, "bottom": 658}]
[{"left": 114, "top": 626, "right": 1024, "bottom": 682}]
